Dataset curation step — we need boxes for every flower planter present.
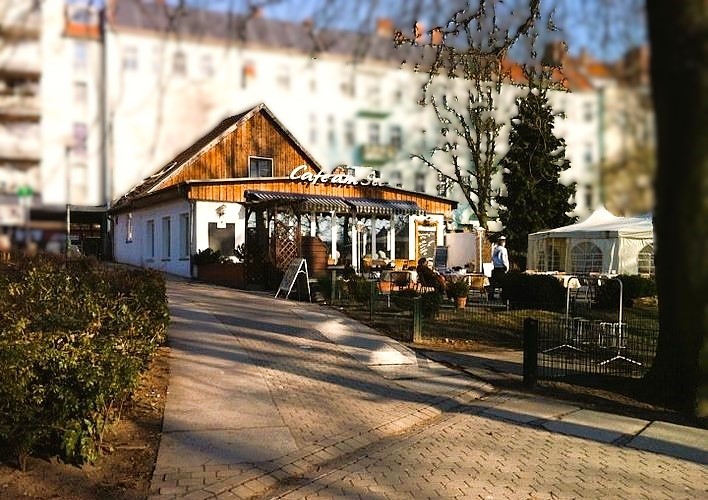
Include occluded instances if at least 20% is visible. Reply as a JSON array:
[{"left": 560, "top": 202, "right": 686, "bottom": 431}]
[
  {"left": 196, "top": 262, "right": 246, "bottom": 289},
  {"left": 455, "top": 296, "right": 467, "bottom": 309}
]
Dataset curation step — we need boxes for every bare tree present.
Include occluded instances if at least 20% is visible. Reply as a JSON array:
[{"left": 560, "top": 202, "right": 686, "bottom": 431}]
[{"left": 395, "top": 0, "right": 542, "bottom": 230}]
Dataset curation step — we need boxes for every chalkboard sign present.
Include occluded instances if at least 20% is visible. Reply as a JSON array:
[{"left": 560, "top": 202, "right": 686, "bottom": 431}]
[
  {"left": 275, "top": 258, "right": 311, "bottom": 301},
  {"left": 433, "top": 246, "right": 448, "bottom": 271},
  {"left": 417, "top": 229, "right": 436, "bottom": 260}
]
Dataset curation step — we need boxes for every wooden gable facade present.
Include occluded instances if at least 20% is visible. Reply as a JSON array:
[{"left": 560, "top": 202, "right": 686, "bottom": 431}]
[{"left": 149, "top": 104, "right": 321, "bottom": 194}]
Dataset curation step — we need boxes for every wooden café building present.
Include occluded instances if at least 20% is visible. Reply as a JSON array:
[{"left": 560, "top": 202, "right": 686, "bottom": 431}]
[{"left": 110, "top": 104, "right": 456, "bottom": 287}]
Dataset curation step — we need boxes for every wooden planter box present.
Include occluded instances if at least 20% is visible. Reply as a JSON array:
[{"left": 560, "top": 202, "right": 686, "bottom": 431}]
[{"left": 196, "top": 262, "right": 246, "bottom": 289}]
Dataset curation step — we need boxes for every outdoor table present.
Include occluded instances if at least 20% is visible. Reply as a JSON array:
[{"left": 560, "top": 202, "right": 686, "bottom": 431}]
[
  {"left": 326, "top": 265, "right": 346, "bottom": 303},
  {"left": 598, "top": 322, "right": 641, "bottom": 366}
]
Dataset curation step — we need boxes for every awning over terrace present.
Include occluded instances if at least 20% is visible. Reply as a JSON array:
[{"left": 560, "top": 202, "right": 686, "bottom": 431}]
[{"left": 244, "top": 190, "right": 424, "bottom": 216}]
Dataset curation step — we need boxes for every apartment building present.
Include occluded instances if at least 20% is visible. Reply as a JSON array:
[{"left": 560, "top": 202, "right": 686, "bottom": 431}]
[
  {"left": 4, "top": 0, "right": 654, "bottom": 243},
  {"left": 0, "top": 0, "right": 42, "bottom": 232}
]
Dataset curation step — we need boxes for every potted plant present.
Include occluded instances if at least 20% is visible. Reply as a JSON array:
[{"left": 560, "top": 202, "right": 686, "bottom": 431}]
[
  {"left": 447, "top": 278, "right": 470, "bottom": 310},
  {"left": 192, "top": 248, "right": 246, "bottom": 288}
]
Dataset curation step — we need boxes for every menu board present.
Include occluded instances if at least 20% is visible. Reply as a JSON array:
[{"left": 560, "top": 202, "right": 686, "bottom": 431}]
[
  {"left": 275, "top": 258, "right": 311, "bottom": 301},
  {"left": 433, "top": 246, "right": 448, "bottom": 271},
  {"left": 417, "top": 228, "right": 437, "bottom": 260}
]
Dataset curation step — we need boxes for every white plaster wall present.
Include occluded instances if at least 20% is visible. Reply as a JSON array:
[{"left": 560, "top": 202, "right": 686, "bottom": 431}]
[
  {"left": 113, "top": 198, "right": 191, "bottom": 277},
  {"left": 408, "top": 214, "right": 445, "bottom": 261},
  {"left": 193, "top": 201, "right": 247, "bottom": 256}
]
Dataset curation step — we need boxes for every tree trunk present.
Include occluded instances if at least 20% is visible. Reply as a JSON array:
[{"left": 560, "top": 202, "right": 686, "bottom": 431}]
[{"left": 645, "top": 0, "right": 708, "bottom": 416}]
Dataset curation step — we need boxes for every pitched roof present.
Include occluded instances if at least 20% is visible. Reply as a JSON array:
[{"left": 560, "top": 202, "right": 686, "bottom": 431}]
[
  {"left": 115, "top": 103, "right": 323, "bottom": 205},
  {"left": 110, "top": 0, "right": 431, "bottom": 66}
]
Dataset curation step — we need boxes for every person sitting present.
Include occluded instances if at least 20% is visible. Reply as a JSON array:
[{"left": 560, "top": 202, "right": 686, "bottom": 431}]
[{"left": 416, "top": 257, "right": 445, "bottom": 293}]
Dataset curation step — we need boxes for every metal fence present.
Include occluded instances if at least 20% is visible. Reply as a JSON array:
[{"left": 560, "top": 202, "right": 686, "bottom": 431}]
[{"left": 536, "top": 318, "right": 658, "bottom": 380}]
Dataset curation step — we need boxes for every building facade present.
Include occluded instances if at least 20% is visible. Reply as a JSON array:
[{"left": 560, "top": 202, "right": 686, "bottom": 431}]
[{"left": 1, "top": 0, "right": 655, "bottom": 247}]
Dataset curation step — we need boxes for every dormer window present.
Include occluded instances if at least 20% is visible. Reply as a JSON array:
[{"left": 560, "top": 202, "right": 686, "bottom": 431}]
[{"left": 249, "top": 157, "right": 273, "bottom": 178}]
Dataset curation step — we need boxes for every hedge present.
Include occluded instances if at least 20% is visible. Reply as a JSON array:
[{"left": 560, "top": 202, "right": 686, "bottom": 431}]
[
  {"left": 0, "top": 255, "right": 169, "bottom": 469},
  {"left": 594, "top": 274, "right": 657, "bottom": 308},
  {"left": 500, "top": 270, "right": 566, "bottom": 311}
]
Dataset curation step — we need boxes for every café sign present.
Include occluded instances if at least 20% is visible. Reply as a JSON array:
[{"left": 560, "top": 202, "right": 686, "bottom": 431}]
[{"left": 289, "top": 165, "right": 386, "bottom": 188}]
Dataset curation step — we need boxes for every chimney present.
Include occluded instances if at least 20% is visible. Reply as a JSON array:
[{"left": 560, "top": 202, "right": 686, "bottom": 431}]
[
  {"left": 376, "top": 18, "right": 393, "bottom": 38},
  {"left": 414, "top": 21, "right": 425, "bottom": 44},
  {"left": 431, "top": 27, "right": 443, "bottom": 46},
  {"left": 578, "top": 48, "right": 590, "bottom": 66},
  {"left": 542, "top": 40, "right": 567, "bottom": 66}
]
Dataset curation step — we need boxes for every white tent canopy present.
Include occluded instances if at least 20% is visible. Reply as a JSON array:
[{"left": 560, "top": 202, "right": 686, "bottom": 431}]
[{"left": 527, "top": 208, "right": 655, "bottom": 275}]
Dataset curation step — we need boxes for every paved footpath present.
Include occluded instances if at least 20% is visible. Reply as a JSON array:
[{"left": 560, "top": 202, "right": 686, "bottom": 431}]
[{"left": 150, "top": 280, "right": 707, "bottom": 499}]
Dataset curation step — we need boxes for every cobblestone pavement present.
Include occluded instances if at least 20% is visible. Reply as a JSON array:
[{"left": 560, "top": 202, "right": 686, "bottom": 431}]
[
  {"left": 271, "top": 401, "right": 707, "bottom": 500},
  {"left": 152, "top": 280, "right": 707, "bottom": 500}
]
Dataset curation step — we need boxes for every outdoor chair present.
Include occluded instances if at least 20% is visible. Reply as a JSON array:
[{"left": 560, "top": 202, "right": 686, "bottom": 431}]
[
  {"left": 389, "top": 271, "right": 412, "bottom": 291},
  {"left": 467, "top": 275, "right": 488, "bottom": 302}
]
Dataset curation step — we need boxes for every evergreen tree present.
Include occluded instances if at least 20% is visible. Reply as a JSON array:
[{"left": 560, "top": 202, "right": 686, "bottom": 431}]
[{"left": 497, "top": 89, "right": 576, "bottom": 269}]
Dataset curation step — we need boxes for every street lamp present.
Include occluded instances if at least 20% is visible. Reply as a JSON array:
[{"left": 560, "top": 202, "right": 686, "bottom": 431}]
[{"left": 17, "top": 185, "right": 33, "bottom": 250}]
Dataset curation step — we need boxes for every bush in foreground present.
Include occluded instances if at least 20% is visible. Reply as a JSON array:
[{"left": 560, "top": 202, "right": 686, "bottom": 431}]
[{"left": 0, "top": 256, "right": 168, "bottom": 469}]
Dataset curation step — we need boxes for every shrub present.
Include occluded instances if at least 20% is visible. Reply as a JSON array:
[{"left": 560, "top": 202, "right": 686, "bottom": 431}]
[
  {"left": 595, "top": 274, "right": 657, "bottom": 309},
  {"left": 421, "top": 291, "right": 443, "bottom": 318},
  {"left": 0, "top": 255, "right": 168, "bottom": 468},
  {"left": 192, "top": 248, "right": 227, "bottom": 265},
  {"left": 392, "top": 288, "right": 419, "bottom": 310},
  {"left": 501, "top": 270, "right": 566, "bottom": 310},
  {"left": 446, "top": 278, "right": 470, "bottom": 299}
]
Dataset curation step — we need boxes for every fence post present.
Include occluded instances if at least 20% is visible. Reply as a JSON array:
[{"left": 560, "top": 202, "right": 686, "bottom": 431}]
[
  {"left": 412, "top": 296, "right": 422, "bottom": 343},
  {"left": 523, "top": 318, "right": 538, "bottom": 388},
  {"left": 369, "top": 280, "right": 375, "bottom": 321}
]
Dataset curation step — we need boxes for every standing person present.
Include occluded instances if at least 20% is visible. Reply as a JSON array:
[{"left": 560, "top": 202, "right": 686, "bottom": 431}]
[{"left": 490, "top": 236, "right": 509, "bottom": 299}]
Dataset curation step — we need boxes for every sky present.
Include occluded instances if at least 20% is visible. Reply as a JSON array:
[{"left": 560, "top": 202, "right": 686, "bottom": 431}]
[{"left": 71, "top": 0, "right": 648, "bottom": 61}]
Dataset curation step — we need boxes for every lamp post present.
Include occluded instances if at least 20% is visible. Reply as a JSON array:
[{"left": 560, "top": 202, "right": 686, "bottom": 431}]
[{"left": 17, "top": 185, "right": 33, "bottom": 250}]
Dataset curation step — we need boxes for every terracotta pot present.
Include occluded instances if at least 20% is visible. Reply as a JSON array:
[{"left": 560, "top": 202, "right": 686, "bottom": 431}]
[{"left": 455, "top": 296, "right": 467, "bottom": 309}]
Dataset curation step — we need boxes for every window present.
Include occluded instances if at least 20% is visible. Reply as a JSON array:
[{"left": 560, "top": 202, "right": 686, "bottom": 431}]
[
  {"left": 277, "top": 66, "right": 290, "bottom": 89},
  {"left": 309, "top": 79, "right": 317, "bottom": 92},
  {"left": 415, "top": 172, "right": 426, "bottom": 192},
  {"left": 368, "top": 123, "right": 380, "bottom": 145},
  {"left": 201, "top": 54, "right": 213, "bottom": 78},
  {"left": 394, "top": 88, "right": 403, "bottom": 104},
  {"left": 161, "top": 216, "right": 171, "bottom": 259},
  {"left": 72, "top": 123, "right": 87, "bottom": 156},
  {"left": 584, "top": 101, "right": 594, "bottom": 122},
  {"left": 344, "top": 121, "right": 355, "bottom": 146},
  {"left": 152, "top": 45, "right": 160, "bottom": 73},
  {"left": 584, "top": 184, "right": 594, "bottom": 210},
  {"left": 637, "top": 244, "right": 655, "bottom": 275},
  {"left": 368, "top": 85, "right": 381, "bottom": 107},
  {"left": 584, "top": 144, "right": 594, "bottom": 166},
  {"left": 74, "top": 41, "right": 87, "bottom": 70},
  {"left": 126, "top": 212, "right": 133, "bottom": 243},
  {"left": 571, "top": 241, "right": 603, "bottom": 274},
  {"left": 70, "top": 164, "right": 87, "bottom": 204},
  {"left": 341, "top": 79, "right": 354, "bottom": 97},
  {"left": 249, "top": 157, "right": 273, "bottom": 178},
  {"left": 123, "top": 46, "right": 138, "bottom": 70},
  {"left": 179, "top": 213, "right": 190, "bottom": 259},
  {"left": 146, "top": 220, "right": 155, "bottom": 259},
  {"left": 73, "top": 81, "right": 87, "bottom": 105},
  {"left": 242, "top": 61, "right": 255, "bottom": 88},
  {"left": 208, "top": 222, "right": 235, "bottom": 256},
  {"left": 390, "top": 170, "right": 402, "bottom": 188},
  {"left": 173, "top": 51, "right": 186, "bottom": 76},
  {"left": 390, "top": 125, "right": 402, "bottom": 149},
  {"left": 327, "top": 116, "right": 336, "bottom": 146},
  {"left": 309, "top": 114, "right": 317, "bottom": 144}
]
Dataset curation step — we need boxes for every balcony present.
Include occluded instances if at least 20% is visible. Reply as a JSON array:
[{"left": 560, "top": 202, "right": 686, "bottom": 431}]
[
  {"left": 357, "top": 143, "right": 398, "bottom": 166},
  {"left": 0, "top": 135, "right": 40, "bottom": 164},
  {"left": 0, "top": 94, "right": 40, "bottom": 121},
  {"left": 0, "top": 43, "right": 41, "bottom": 80},
  {"left": 0, "top": 3, "right": 40, "bottom": 39}
]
